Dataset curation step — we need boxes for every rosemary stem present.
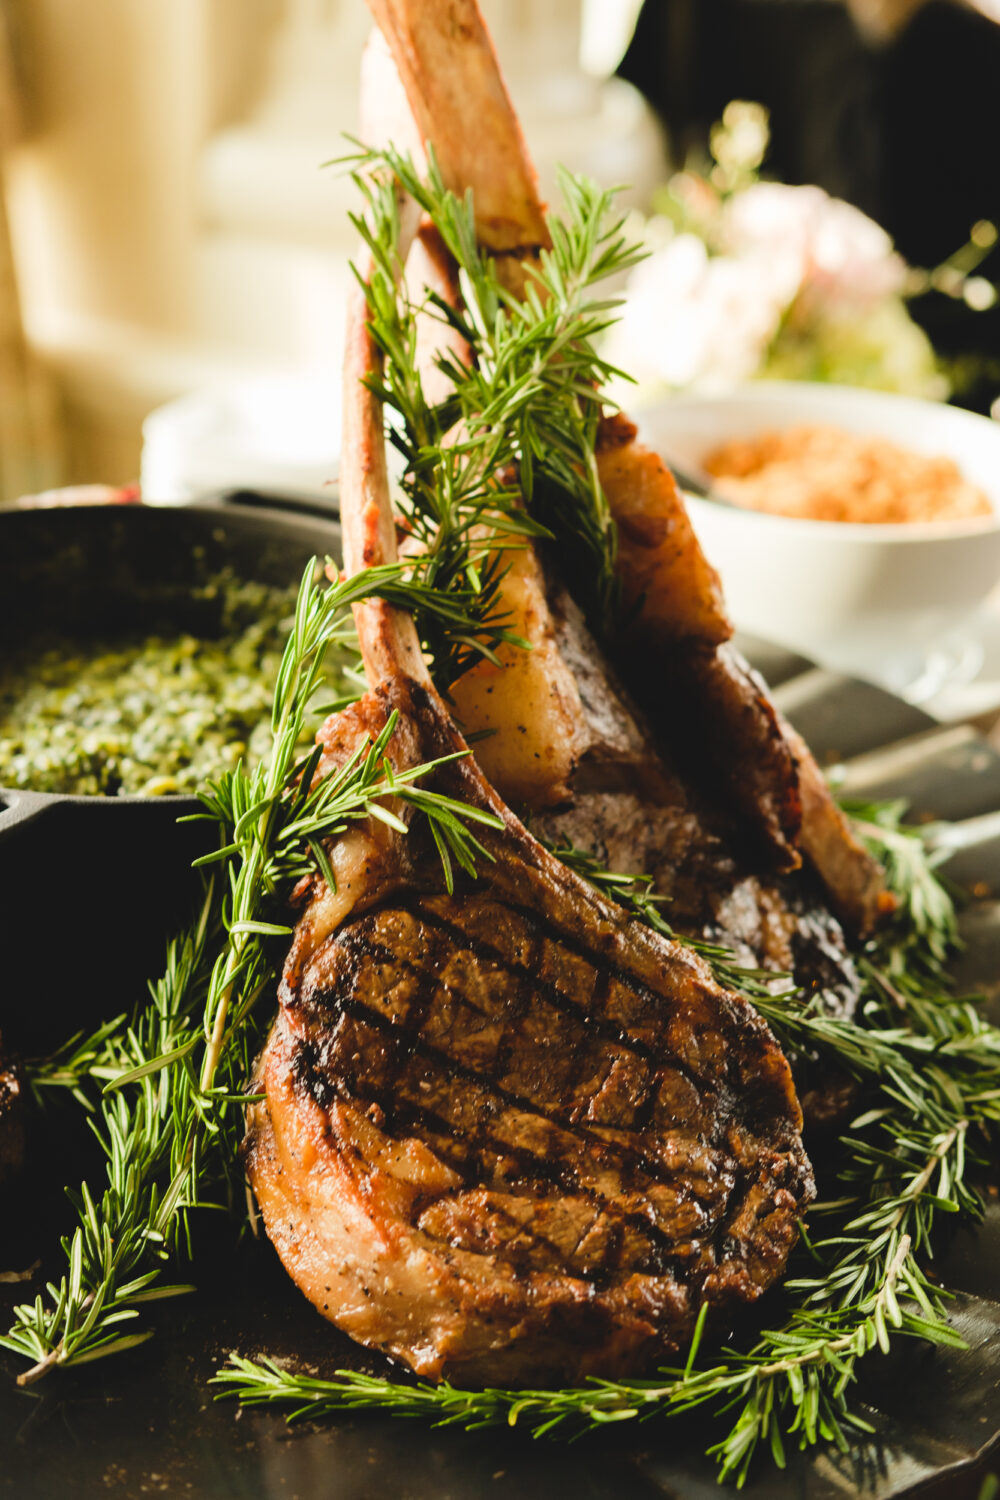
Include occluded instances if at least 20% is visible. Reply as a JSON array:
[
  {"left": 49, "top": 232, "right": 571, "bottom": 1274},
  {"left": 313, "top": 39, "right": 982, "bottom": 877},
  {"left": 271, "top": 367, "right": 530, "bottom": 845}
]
[
  {"left": 0, "top": 1262, "right": 38, "bottom": 1287},
  {"left": 200, "top": 937, "right": 247, "bottom": 1091},
  {"left": 888, "top": 1120, "right": 966, "bottom": 1231},
  {"left": 754, "top": 1234, "right": 912, "bottom": 1381},
  {"left": 17, "top": 1351, "right": 59, "bottom": 1388},
  {"left": 15, "top": 1293, "right": 95, "bottom": 1387},
  {"left": 200, "top": 780, "right": 273, "bottom": 1092}
]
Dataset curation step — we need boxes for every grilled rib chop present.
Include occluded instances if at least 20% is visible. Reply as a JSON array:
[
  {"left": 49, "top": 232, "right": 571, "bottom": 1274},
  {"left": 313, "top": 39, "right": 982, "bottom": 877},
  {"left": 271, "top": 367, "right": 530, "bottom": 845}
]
[
  {"left": 250, "top": 692, "right": 813, "bottom": 1382},
  {"left": 244, "top": 148, "right": 815, "bottom": 1382}
]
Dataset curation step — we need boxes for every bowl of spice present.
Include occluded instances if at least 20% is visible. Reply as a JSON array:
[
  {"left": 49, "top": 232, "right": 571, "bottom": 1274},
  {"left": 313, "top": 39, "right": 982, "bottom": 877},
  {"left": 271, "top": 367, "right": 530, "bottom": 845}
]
[{"left": 637, "top": 382, "right": 1000, "bottom": 699}]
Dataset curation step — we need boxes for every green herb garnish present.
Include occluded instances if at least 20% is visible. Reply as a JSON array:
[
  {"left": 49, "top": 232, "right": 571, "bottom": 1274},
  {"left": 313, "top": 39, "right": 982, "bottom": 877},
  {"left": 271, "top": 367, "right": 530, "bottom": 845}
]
[{"left": 345, "top": 143, "right": 643, "bottom": 664}]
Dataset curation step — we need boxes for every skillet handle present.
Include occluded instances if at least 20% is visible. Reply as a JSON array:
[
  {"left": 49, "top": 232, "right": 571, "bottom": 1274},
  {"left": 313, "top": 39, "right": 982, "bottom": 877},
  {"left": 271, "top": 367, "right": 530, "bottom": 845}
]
[
  {"left": 0, "top": 791, "right": 52, "bottom": 841},
  {"left": 214, "top": 488, "right": 340, "bottom": 524}
]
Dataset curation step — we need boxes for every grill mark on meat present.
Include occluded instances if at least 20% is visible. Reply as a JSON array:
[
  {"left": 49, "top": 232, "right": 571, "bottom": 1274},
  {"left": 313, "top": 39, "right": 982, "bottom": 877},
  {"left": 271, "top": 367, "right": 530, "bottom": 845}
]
[
  {"left": 292, "top": 989, "right": 733, "bottom": 1228},
  {"left": 409, "top": 897, "right": 791, "bottom": 1129},
  {"left": 289, "top": 1017, "right": 727, "bottom": 1282},
  {"left": 418, "top": 1187, "right": 619, "bottom": 1279},
  {"left": 444, "top": 897, "right": 735, "bottom": 1084},
  {"left": 382, "top": 897, "right": 711, "bottom": 1087},
  {"left": 294, "top": 897, "right": 727, "bottom": 1140},
  {"left": 373, "top": 1106, "right": 699, "bottom": 1281},
  {"left": 282, "top": 895, "right": 807, "bottom": 1295},
  {"left": 416, "top": 1186, "right": 697, "bottom": 1286}
]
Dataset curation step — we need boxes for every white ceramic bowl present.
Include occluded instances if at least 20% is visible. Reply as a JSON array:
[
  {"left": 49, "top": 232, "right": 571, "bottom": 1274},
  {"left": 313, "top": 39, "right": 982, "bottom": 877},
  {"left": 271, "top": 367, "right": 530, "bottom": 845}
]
[{"left": 636, "top": 382, "right": 1000, "bottom": 696}]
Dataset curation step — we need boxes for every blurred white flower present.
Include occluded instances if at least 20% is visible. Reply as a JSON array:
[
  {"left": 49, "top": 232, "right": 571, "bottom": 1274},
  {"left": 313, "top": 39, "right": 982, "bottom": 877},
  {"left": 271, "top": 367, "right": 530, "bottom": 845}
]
[
  {"left": 607, "top": 232, "right": 795, "bottom": 391},
  {"left": 724, "top": 182, "right": 906, "bottom": 313},
  {"left": 608, "top": 103, "right": 953, "bottom": 402}
]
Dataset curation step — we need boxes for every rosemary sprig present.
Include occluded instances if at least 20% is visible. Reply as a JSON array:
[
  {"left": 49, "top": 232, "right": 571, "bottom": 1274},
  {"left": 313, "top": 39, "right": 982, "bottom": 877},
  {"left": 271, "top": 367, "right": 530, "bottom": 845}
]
[
  {"left": 839, "top": 795, "right": 961, "bottom": 1023},
  {"left": 209, "top": 1215, "right": 944, "bottom": 1461},
  {"left": 3, "top": 885, "right": 220, "bottom": 1385},
  {"left": 189, "top": 558, "right": 500, "bottom": 1093},
  {"left": 210, "top": 1225, "right": 931, "bottom": 1450},
  {"left": 3, "top": 560, "right": 502, "bottom": 1385},
  {"left": 346, "top": 143, "right": 643, "bottom": 660},
  {"left": 24, "top": 1014, "right": 128, "bottom": 1110},
  {"left": 348, "top": 155, "right": 538, "bottom": 686}
]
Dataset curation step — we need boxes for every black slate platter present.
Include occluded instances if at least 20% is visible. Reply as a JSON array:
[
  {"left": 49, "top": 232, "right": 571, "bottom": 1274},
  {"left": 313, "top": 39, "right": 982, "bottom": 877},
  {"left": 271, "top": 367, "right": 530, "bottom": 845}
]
[{"left": 3, "top": 613, "right": 1000, "bottom": 1500}]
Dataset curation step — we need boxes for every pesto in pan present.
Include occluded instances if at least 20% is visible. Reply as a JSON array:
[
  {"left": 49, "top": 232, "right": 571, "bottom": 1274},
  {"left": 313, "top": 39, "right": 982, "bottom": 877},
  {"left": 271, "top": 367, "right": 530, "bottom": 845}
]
[{"left": 0, "top": 572, "right": 353, "bottom": 797}]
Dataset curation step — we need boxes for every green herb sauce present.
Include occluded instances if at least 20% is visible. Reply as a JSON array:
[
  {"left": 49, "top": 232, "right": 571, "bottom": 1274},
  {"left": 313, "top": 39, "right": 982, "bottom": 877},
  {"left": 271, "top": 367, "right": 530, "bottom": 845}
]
[{"left": 0, "top": 573, "right": 355, "bottom": 797}]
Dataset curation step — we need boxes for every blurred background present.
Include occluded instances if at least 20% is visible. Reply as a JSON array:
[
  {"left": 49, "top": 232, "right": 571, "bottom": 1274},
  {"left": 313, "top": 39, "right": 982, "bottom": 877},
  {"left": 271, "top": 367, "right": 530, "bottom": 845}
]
[{"left": 0, "top": 0, "right": 996, "bottom": 504}]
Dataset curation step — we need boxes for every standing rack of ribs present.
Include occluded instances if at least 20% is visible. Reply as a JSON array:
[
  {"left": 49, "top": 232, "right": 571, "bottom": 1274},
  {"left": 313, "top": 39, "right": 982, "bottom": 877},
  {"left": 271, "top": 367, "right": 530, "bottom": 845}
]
[
  {"left": 243, "top": 9, "right": 818, "bottom": 1384},
  {"left": 359, "top": 2, "right": 889, "bottom": 1015},
  {"left": 240, "top": 0, "right": 904, "bottom": 1383}
]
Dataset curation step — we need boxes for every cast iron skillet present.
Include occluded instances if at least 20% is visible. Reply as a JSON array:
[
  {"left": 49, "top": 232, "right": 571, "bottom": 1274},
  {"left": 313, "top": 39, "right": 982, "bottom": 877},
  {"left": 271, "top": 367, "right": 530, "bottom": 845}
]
[{"left": 0, "top": 498, "right": 342, "bottom": 1056}]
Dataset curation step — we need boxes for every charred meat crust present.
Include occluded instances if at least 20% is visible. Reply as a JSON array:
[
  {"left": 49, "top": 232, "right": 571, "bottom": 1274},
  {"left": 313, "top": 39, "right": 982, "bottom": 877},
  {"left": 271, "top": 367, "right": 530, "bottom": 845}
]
[
  {"left": 247, "top": 759, "right": 814, "bottom": 1383},
  {"left": 537, "top": 577, "right": 863, "bottom": 1024}
]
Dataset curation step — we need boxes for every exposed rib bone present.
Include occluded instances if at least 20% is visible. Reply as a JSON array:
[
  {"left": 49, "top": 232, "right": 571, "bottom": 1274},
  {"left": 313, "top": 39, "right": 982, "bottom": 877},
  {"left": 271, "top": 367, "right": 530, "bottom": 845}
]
[{"left": 365, "top": 0, "right": 548, "bottom": 254}]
